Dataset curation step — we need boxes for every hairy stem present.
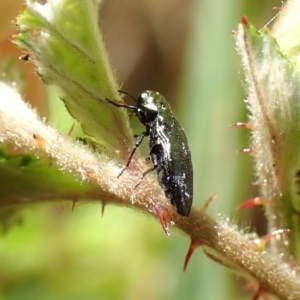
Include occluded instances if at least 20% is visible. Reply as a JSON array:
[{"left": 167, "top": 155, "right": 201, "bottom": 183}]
[{"left": 0, "top": 82, "right": 299, "bottom": 300}]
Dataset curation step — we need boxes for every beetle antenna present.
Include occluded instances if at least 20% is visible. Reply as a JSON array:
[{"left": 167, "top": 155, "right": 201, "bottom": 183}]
[{"left": 118, "top": 90, "right": 137, "bottom": 102}]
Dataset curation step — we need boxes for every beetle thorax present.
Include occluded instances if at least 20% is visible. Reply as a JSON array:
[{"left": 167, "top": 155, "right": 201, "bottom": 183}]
[{"left": 136, "top": 91, "right": 159, "bottom": 125}]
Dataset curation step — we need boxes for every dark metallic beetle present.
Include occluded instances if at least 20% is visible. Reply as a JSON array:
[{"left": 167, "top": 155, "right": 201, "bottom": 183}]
[{"left": 106, "top": 90, "right": 193, "bottom": 216}]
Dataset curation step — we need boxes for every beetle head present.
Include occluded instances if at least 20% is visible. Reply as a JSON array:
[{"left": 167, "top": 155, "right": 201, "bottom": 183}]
[{"left": 136, "top": 90, "right": 160, "bottom": 125}]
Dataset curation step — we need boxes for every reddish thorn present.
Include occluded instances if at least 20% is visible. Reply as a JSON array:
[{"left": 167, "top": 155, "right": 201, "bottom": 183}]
[
  {"left": 160, "top": 215, "right": 170, "bottom": 237},
  {"left": 237, "top": 197, "right": 264, "bottom": 210},
  {"left": 202, "top": 194, "right": 217, "bottom": 211},
  {"left": 71, "top": 200, "right": 77, "bottom": 212},
  {"left": 183, "top": 239, "right": 200, "bottom": 271},
  {"left": 252, "top": 286, "right": 269, "bottom": 300},
  {"left": 101, "top": 201, "right": 106, "bottom": 216},
  {"left": 241, "top": 15, "right": 248, "bottom": 25},
  {"left": 273, "top": 6, "right": 282, "bottom": 11},
  {"left": 230, "top": 122, "right": 252, "bottom": 130},
  {"left": 252, "top": 288, "right": 260, "bottom": 300},
  {"left": 237, "top": 148, "right": 253, "bottom": 154},
  {"left": 155, "top": 205, "right": 171, "bottom": 237},
  {"left": 67, "top": 122, "right": 75, "bottom": 137},
  {"left": 262, "top": 229, "right": 291, "bottom": 243},
  {"left": 254, "top": 229, "right": 291, "bottom": 250}
]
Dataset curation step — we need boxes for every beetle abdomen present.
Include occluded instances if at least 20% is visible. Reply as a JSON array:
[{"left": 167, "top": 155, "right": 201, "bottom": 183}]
[{"left": 149, "top": 115, "right": 193, "bottom": 216}]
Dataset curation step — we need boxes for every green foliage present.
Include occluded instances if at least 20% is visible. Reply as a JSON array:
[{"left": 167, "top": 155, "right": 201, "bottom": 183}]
[
  {"left": 1, "top": 0, "right": 300, "bottom": 300},
  {"left": 15, "top": 0, "right": 132, "bottom": 158},
  {"left": 237, "top": 19, "right": 300, "bottom": 260},
  {"left": 0, "top": 149, "right": 93, "bottom": 204}
]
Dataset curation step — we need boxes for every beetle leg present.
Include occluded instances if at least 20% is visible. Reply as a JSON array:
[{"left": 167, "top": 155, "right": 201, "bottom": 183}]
[
  {"left": 105, "top": 97, "right": 138, "bottom": 111},
  {"left": 133, "top": 164, "right": 157, "bottom": 190},
  {"left": 133, "top": 145, "right": 160, "bottom": 189},
  {"left": 118, "top": 131, "right": 147, "bottom": 178}
]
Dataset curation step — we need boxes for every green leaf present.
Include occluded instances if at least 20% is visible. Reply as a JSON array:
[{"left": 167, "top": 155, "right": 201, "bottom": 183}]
[
  {"left": 236, "top": 18, "right": 300, "bottom": 261},
  {"left": 0, "top": 147, "right": 102, "bottom": 231},
  {"left": 14, "top": 0, "right": 133, "bottom": 161},
  {"left": 272, "top": 0, "right": 300, "bottom": 70},
  {"left": 0, "top": 148, "right": 96, "bottom": 204}
]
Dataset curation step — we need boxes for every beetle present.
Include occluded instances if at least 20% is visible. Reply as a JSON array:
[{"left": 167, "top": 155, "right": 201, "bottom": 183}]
[{"left": 105, "top": 90, "right": 193, "bottom": 216}]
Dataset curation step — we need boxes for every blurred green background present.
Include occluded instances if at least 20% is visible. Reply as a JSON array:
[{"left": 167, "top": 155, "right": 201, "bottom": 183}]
[{"left": 0, "top": 0, "right": 281, "bottom": 299}]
